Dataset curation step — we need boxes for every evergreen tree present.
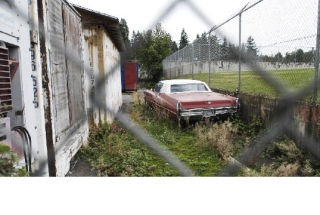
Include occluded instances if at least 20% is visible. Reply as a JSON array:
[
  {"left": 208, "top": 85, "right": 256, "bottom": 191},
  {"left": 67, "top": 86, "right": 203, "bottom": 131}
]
[
  {"left": 274, "top": 52, "right": 283, "bottom": 62},
  {"left": 221, "top": 37, "right": 229, "bottom": 60},
  {"left": 179, "top": 28, "right": 189, "bottom": 49},
  {"left": 208, "top": 35, "right": 220, "bottom": 60},
  {"left": 200, "top": 32, "right": 208, "bottom": 60},
  {"left": 296, "top": 49, "right": 304, "bottom": 62},
  {"left": 246, "top": 36, "right": 258, "bottom": 57},
  {"left": 119, "top": 18, "right": 129, "bottom": 45},
  {"left": 119, "top": 18, "right": 130, "bottom": 63},
  {"left": 228, "top": 43, "right": 237, "bottom": 61},
  {"left": 136, "top": 23, "right": 173, "bottom": 83},
  {"left": 285, "top": 52, "right": 294, "bottom": 63},
  {"left": 129, "top": 30, "right": 144, "bottom": 61},
  {"left": 171, "top": 41, "right": 178, "bottom": 52},
  {"left": 303, "top": 50, "right": 314, "bottom": 63}
]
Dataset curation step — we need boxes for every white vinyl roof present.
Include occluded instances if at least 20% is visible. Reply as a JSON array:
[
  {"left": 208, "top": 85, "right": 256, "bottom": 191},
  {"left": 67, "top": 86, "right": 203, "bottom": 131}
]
[
  {"left": 160, "top": 79, "right": 206, "bottom": 85},
  {"left": 159, "top": 79, "right": 211, "bottom": 93}
]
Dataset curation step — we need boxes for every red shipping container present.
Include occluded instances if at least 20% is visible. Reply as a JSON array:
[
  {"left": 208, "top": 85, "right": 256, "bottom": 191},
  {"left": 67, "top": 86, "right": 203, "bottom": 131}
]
[{"left": 124, "top": 62, "right": 138, "bottom": 91}]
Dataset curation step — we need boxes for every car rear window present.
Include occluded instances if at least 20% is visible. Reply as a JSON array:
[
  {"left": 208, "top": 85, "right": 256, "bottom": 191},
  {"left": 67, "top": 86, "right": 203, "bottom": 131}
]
[{"left": 170, "top": 83, "right": 209, "bottom": 93}]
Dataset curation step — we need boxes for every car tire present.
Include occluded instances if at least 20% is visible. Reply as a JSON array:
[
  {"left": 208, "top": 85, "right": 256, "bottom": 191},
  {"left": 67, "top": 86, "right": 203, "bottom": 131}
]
[
  {"left": 144, "top": 96, "right": 148, "bottom": 106},
  {"left": 177, "top": 114, "right": 185, "bottom": 128}
]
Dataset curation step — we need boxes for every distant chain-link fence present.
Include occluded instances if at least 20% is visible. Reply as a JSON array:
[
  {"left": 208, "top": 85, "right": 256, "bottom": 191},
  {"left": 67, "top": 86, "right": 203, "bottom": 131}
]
[
  {"left": 163, "top": 0, "right": 319, "bottom": 102},
  {"left": 5, "top": 0, "right": 320, "bottom": 176}
]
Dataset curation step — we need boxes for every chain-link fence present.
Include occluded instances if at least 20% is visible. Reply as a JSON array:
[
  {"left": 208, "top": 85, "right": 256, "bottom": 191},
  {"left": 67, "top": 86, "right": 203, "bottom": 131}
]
[
  {"left": 4, "top": 0, "right": 320, "bottom": 177},
  {"left": 163, "top": 0, "right": 320, "bottom": 102}
]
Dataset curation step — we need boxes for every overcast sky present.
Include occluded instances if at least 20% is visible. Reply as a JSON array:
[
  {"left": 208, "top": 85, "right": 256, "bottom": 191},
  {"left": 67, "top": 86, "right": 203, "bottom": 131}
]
[{"left": 69, "top": 0, "right": 318, "bottom": 55}]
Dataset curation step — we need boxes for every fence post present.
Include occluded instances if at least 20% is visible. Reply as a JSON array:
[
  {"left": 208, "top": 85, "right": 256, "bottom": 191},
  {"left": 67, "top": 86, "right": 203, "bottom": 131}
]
[
  {"left": 192, "top": 43, "right": 194, "bottom": 80},
  {"left": 176, "top": 52, "right": 178, "bottom": 78},
  {"left": 182, "top": 48, "right": 184, "bottom": 75},
  {"left": 170, "top": 60, "right": 172, "bottom": 79},
  {"left": 238, "top": 12, "right": 242, "bottom": 93},
  {"left": 314, "top": 0, "right": 320, "bottom": 104},
  {"left": 208, "top": 32, "right": 212, "bottom": 88},
  {"left": 180, "top": 50, "right": 182, "bottom": 77}
]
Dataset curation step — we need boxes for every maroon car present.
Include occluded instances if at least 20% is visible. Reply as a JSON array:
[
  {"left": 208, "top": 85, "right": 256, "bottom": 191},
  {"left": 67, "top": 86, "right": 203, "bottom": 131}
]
[{"left": 144, "top": 79, "right": 239, "bottom": 125}]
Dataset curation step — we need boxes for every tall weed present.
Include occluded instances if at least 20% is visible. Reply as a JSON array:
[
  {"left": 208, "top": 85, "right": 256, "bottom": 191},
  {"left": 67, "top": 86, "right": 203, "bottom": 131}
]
[
  {"left": 132, "top": 92, "right": 145, "bottom": 105},
  {"left": 195, "top": 121, "right": 237, "bottom": 160}
]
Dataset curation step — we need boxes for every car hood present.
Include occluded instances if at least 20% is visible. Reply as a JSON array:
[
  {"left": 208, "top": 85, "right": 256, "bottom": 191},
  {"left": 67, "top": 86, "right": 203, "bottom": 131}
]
[{"left": 168, "top": 92, "right": 237, "bottom": 109}]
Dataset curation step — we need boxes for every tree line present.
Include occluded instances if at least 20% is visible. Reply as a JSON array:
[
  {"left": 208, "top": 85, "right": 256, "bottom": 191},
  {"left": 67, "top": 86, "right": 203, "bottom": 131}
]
[
  {"left": 261, "top": 49, "right": 314, "bottom": 64},
  {"left": 119, "top": 19, "right": 314, "bottom": 84}
]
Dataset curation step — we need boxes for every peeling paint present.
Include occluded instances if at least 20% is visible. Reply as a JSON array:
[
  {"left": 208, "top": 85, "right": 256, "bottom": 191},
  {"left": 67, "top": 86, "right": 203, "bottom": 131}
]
[
  {"left": 82, "top": 23, "right": 122, "bottom": 126},
  {"left": 38, "top": 0, "right": 56, "bottom": 176}
]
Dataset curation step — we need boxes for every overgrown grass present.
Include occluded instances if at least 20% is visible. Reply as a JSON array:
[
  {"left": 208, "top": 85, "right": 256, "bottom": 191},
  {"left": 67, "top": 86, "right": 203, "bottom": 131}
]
[
  {"left": 178, "top": 68, "right": 315, "bottom": 99},
  {"left": 78, "top": 92, "right": 320, "bottom": 176},
  {"left": 194, "top": 121, "right": 237, "bottom": 161},
  {"left": 78, "top": 123, "right": 180, "bottom": 176},
  {"left": 240, "top": 137, "right": 320, "bottom": 176},
  {"left": 130, "top": 103, "right": 224, "bottom": 176}
]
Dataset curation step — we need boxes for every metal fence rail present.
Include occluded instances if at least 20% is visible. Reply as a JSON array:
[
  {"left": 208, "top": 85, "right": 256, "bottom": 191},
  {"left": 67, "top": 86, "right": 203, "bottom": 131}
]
[{"left": 4, "top": 0, "right": 320, "bottom": 176}]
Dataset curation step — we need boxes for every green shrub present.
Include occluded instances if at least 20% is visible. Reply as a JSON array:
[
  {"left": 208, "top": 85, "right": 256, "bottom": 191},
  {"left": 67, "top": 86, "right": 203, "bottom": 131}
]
[{"left": 0, "top": 144, "right": 27, "bottom": 177}]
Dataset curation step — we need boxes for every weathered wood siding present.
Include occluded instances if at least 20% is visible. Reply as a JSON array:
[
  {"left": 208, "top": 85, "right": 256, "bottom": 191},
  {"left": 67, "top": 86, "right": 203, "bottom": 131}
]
[
  {"left": 45, "top": 0, "right": 88, "bottom": 176},
  {"left": 47, "top": 0, "right": 70, "bottom": 135},
  {"left": 47, "top": 0, "right": 85, "bottom": 136},
  {"left": 62, "top": 4, "right": 85, "bottom": 125}
]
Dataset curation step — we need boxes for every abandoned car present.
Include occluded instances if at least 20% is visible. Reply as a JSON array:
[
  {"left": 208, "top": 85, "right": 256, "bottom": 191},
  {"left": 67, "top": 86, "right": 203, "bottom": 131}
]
[{"left": 144, "top": 79, "right": 240, "bottom": 125}]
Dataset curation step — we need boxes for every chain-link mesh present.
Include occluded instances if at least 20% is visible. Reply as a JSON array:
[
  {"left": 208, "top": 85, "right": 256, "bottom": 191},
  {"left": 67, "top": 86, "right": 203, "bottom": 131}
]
[
  {"left": 163, "top": 0, "right": 319, "bottom": 101},
  {"left": 4, "top": 0, "right": 320, "bottom": 176}
]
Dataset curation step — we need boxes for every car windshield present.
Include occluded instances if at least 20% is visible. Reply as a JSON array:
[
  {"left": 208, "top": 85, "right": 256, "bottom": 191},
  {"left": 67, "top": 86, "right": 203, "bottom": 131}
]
[{"left": 170, "top": 83, "right": 209, "bottom": 93}]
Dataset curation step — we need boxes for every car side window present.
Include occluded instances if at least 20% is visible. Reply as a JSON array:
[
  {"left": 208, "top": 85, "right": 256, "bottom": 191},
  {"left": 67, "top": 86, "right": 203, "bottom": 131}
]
[{"left": 154, "top": 83, "right": 163, "bottom": 93}]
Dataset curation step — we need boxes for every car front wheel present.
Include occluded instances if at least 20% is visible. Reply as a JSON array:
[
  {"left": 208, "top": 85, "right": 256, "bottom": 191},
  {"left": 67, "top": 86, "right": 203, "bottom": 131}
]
[
  {"left": 177, "top": 113, "right": 185, "bottom": 128},
  {"left": 144, "top": 96, "right": 149, "bottom": 106}
]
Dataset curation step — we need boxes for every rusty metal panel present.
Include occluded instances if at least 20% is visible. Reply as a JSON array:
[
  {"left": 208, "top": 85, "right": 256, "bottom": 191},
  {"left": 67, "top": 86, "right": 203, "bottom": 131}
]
[
  {"left": 62, "top": 4, "right": 85, "bottom": 125},
  {"left": 47, "top": 0, "right": 70, "bottom": 134}
]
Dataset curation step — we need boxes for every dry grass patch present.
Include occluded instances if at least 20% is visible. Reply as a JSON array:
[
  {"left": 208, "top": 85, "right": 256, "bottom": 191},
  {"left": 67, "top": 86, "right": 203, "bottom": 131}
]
[
  {"left": 273, "top": 162, "right": 300, "bottom": 176},
  {"left": 195, "top": 121, "right": 237, "bottom": 161},
  {"left": 132, "top": 91, "right": 145, "bottom": 105},
  {"left": 243, "top": 162, "right": 300, "bottom": 177}
]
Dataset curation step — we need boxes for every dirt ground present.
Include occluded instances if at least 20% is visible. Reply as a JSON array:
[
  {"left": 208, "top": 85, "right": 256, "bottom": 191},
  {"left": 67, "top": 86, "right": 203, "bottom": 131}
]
[{"left": 67, "top": 159, "right": 98, "bottom": 177}]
